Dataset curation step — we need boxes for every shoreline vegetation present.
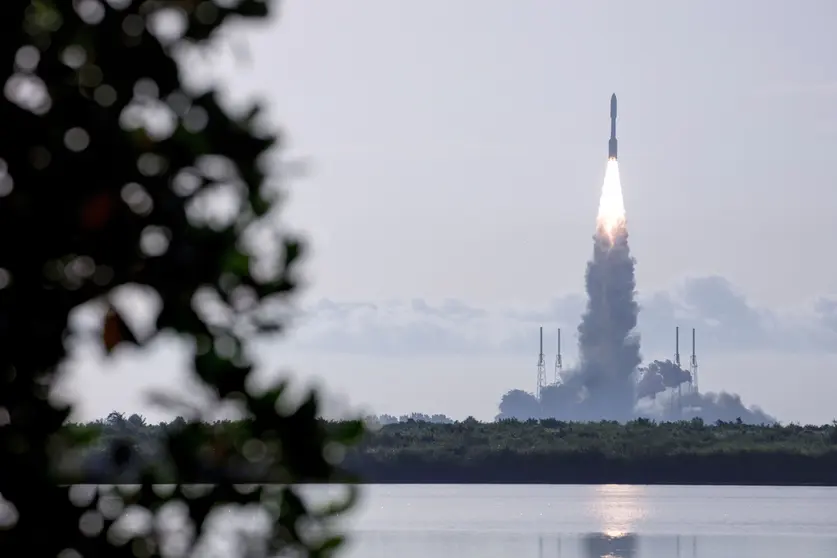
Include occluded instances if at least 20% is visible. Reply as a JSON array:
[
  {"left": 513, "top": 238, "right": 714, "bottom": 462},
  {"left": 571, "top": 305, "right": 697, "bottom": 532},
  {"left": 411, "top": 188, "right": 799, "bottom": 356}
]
[{"left": 58, "top": 414, "right": 837, "bottom": 486}]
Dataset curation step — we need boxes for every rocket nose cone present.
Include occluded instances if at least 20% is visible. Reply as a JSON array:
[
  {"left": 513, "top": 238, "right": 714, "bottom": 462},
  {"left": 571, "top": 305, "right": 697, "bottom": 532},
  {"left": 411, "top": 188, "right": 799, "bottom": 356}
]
[{"left": 610, "top": 94, "right": 617, "bottom": 118}]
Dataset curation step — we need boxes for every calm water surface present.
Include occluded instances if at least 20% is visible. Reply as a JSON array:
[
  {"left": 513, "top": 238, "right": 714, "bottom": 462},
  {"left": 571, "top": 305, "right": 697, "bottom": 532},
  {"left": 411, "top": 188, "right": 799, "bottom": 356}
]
[{"left": 328, "top": 484, "right": 837, "bottom": 558}]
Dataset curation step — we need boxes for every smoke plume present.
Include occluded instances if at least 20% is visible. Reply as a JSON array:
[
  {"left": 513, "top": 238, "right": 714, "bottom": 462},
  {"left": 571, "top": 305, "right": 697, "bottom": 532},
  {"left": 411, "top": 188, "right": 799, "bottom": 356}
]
[
  {"left": 635, "top": 359, "right": 691, "bottom": 400},
  {"left": 574, "top": 223, "right": 641, "bottom": 420}
]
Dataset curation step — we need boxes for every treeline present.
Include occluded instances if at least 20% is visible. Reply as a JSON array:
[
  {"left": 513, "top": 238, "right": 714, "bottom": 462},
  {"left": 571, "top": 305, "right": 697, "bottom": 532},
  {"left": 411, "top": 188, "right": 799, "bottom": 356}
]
[{"left": 58, "top": 414, "right": 837, "bottom": 485}]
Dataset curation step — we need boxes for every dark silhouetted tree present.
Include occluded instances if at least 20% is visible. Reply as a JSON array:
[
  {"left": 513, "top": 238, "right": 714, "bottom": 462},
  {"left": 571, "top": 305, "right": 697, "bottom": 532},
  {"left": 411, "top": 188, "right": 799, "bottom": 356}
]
[{"left": 0, "top": 1, "right": 362, "bottom": 556}]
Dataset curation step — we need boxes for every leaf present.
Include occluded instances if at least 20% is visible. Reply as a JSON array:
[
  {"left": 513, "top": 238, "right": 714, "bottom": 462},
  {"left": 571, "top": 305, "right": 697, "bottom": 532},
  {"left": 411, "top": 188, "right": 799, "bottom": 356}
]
[
  {"left": 102, "top": 305, "right": 138, "bottom": 353},
  {"left": 313, "top": 535, "right": 345, "bottom": 556},
  {"left": 223, "top": 249, "right": 250, "bottom": 276},
  {"left": 80, "top": 192, "right": 114, "bottom": 231}
]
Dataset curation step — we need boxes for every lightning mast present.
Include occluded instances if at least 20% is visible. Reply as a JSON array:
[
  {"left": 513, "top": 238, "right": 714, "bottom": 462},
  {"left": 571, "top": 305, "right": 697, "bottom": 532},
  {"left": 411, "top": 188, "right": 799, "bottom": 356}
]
[
  {"left": 674, "top": 326, "right": 682, "bottom": 416},
  {"left": 554, "top": 328, "right": 563, "bottom": 384},
  {"left": 690, "top": 328, "right": 699, "bottom": 394},
  {"left": 536, "top": 326, "right": 546, "bottom": 399}
]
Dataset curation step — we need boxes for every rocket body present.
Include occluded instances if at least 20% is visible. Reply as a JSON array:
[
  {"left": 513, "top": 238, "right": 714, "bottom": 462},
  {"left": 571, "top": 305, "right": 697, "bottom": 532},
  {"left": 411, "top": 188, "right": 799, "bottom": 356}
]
[{"left": 608, "top": 93, "right": 618, "bottom": 160}]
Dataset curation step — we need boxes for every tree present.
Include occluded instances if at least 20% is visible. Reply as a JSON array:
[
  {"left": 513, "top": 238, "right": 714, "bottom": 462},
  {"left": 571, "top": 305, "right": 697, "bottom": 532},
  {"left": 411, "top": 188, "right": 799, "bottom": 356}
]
[{"left": 0, "top": 1, "right": 362, "bottom": 556}]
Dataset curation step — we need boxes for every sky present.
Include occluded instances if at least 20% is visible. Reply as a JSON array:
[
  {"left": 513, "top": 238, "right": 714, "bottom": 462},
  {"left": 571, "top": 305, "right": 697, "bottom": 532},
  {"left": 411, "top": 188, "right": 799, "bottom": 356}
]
[{"left": 58, "top": 0, "right": 837, "bottom": 424}]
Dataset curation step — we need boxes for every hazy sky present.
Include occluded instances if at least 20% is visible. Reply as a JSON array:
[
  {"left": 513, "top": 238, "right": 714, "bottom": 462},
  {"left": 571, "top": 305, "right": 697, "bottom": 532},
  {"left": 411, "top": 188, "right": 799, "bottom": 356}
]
[{"left": 60, "top": 0, "right": 837, "bottom": 424}]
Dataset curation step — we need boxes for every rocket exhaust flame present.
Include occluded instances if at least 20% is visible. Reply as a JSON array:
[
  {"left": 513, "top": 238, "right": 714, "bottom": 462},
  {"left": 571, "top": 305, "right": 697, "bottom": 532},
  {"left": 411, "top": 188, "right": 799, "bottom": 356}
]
[
  {"left": 600, "top": 94, "right": 625, "bottom": 242},
  {"left": 575, "top": 156, "right": 641, "bottom": 421},
  {"left": 596, "top": 158, "right": 626, "bottom": 242}
]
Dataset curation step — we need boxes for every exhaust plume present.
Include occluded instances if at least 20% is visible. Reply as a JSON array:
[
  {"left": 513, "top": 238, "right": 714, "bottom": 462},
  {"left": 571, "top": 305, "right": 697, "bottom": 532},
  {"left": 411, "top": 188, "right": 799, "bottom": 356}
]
[
  {"left": 573, "top": 159, "right": 641, "bottom": 420},
  {"left": 496, "top": 158, "right": 775, "bottom": 425},
  {"left": 596, "top": 159, "right": 627, "bottom": 240},
  {"left": 499, "top": 159, "right": 640, "bottom": 420}
]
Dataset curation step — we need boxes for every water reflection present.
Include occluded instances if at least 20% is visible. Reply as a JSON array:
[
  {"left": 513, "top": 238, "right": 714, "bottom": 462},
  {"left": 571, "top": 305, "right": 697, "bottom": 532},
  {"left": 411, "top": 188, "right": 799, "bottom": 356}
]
[
  {"left": 349, "top": 530, "right": 837, "bottom": 558},
  {"left": 589, "top": 484, "right": 648, "bottom": 536},
  {"left": 573, "top": 484, "right": 643, "bottom": 557},
  {"left": 527, "top": 532, "right": 837, "bottom": 558},
  {"left": 551, "top": 532, "right": 695, "bottom": 558},
  {"left": 580, "top": 532, "right": 637, "bottom": 558}
]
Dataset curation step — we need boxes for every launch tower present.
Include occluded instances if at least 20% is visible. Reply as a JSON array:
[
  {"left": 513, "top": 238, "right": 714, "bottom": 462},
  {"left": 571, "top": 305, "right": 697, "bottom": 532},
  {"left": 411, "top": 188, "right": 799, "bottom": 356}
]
[
  {"left": 675, "top": 326, "right": 682, "bottom": 414},
  {"left": 536, "top": 326, "right": 546, "bottom": 399},
  {"left": 690, "top": 327, "right": 699, "bottom": 394}
]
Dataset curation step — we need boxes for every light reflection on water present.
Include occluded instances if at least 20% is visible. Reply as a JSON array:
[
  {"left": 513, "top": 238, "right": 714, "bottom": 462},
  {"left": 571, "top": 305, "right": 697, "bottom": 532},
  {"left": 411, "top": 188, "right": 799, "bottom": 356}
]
[{"left": 589, "top": 484, "right": 648, "bottom": 536}]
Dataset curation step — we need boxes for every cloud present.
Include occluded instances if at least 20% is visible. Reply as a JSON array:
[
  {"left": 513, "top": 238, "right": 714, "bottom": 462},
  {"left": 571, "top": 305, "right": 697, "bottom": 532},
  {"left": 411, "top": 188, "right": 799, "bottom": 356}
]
[{"left": 284, "top": 275, "right": 837, "bottom": 358}]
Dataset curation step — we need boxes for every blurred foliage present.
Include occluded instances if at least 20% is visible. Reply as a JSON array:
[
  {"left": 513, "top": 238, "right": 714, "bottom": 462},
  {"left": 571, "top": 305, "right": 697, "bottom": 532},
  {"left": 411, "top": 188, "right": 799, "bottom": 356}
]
[
  {"left": 0, "top": 0, "right": 363, "bottom": 556},
  {"left": 59, "top": 416, "right": 837, "bottom": 485}
]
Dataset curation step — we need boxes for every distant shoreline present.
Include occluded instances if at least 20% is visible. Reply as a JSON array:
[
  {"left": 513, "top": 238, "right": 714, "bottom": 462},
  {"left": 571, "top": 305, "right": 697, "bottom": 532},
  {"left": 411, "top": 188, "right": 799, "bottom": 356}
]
[
  {"left": 338, "top": 455, "right": 837, "bottom": 486},
  {"left": 59, "top": 479, "right": 837, "bottom": 487},
  {"left": 60, "top": 474, "right": 837, "bottom": 487},
  {"left": 334, "top": 467, "right": 837, "bottom": 487},
  {"left": 57, "top": 417, "right": 837, "bottom": 486}
]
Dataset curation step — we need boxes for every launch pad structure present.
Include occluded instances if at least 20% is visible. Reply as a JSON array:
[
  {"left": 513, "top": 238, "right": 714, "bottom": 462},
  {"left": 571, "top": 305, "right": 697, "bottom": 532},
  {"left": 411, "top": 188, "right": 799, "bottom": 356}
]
[
  {"left": 536, "top": 327, "right": 546, "bottom": 399},
  {"left": 670, "top": 327, "right": 682, "bottom": 415},
  {"left": 535, "top": 325, "right": 701, "bottom": 414}
]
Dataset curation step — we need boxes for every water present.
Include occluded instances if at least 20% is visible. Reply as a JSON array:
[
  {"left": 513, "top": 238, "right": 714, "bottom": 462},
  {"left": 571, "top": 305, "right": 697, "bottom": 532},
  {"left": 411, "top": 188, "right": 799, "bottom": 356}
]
[{"left": 328, "top": 484, "right": 837, "bottom": 558}]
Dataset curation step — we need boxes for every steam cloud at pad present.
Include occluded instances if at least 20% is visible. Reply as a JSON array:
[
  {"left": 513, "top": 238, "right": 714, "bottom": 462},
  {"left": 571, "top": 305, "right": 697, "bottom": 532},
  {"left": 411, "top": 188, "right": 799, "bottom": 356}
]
[{"left": 497, "top": 110, "right": 774, "bottom": 423}]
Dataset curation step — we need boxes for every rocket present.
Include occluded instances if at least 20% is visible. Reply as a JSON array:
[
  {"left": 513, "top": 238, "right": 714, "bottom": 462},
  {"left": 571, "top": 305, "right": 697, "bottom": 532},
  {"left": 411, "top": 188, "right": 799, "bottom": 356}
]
[{"left": 608, "top": 93, "right": 618, "bottom": 160}]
